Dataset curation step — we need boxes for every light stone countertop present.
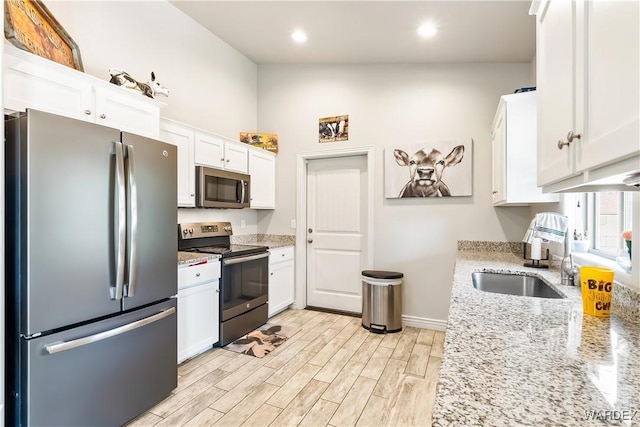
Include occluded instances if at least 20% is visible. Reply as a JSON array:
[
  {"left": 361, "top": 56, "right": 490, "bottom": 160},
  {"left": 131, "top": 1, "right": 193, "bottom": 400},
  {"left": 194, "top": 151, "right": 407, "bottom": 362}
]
[
  {"left": 433, "top": 249, "right": 640, "bottom": 427},
  {"left": 177, "top": 251, "right": 220, "bottom": 266},
  {"left": 231, "top": 234, "right": 295, "bottom": 249}
]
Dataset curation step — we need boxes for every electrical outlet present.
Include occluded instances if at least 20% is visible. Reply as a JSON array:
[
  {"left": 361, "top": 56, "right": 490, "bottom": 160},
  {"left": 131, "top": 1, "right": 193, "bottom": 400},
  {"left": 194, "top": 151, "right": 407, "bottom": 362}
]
[
  {"left": 241, "top": 220, "right": 246, "bottom": 228},
  {"left": 290, "top": 219, "right": 296, "bottom": 229}
]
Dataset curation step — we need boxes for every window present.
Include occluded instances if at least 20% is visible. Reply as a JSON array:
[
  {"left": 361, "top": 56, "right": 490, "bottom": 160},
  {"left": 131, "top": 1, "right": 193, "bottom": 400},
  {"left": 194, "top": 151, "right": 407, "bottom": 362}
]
[{"left": 585, "top": 192, "right": 634, "bottom": 259}]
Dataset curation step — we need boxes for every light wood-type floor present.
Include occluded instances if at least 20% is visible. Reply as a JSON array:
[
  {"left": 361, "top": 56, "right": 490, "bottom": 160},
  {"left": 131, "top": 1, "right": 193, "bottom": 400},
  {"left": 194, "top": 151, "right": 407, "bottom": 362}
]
[{"left": 127, "top": 309, "right": 443, "bottom": 427}]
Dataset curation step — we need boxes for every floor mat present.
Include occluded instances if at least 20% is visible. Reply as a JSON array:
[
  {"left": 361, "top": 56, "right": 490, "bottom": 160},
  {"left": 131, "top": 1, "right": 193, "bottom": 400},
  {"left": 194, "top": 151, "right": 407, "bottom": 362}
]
[{"left": 224, "top": 323, "right": 288, "bottom": 358}]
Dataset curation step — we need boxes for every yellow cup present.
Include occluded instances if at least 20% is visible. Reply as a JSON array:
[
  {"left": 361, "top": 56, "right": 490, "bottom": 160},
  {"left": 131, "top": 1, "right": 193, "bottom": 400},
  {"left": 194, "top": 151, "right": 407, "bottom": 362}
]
[{"left": 579, "top": 266, "right": 614, "bottom": 317}]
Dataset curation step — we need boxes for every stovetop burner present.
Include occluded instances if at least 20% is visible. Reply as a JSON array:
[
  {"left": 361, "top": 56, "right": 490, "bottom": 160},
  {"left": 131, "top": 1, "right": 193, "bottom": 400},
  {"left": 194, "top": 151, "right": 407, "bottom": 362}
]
[{"left": 178, "top": 222, "right": 268, "bottom": 258}]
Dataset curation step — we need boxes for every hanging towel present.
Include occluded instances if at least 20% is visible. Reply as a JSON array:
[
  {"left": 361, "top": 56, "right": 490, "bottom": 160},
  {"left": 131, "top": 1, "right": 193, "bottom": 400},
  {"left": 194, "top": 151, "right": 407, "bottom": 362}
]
[{"left": 522, "top": 212, "right": 568, "bottom": 244}]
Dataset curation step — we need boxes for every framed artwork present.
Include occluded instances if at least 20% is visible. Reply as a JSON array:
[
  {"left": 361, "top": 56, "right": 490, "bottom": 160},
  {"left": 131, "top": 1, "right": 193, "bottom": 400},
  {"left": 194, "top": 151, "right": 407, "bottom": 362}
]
[
  {"left": 384, "top": 139, "right": 473, "bottom": 198},
  {"left": 319, "top": 115, "right": 348, "bottom": 143},
  {"left": 4, "top": 0, "right": 84, "bottom": 71},
  {"left": 239, "top": 132, "right": 278, "bottom": 153}
]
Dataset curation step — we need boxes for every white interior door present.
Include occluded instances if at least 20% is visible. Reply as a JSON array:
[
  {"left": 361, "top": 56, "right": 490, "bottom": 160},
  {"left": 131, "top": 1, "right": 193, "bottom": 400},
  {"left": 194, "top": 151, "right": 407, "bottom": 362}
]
[{"left": 306, "top": 155, "right": 368, "bottom": 313}]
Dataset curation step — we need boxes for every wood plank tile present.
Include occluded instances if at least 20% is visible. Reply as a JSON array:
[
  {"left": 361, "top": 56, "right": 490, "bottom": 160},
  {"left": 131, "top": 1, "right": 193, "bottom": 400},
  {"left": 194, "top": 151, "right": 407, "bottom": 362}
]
[
  {"left": 264, "top": 348, "right": 317, "bottom": 387},
  {"left": 263, "top": 339, "right": 309, "bottom": 370},
  {"left": 125, "top": 411, "right": 163, "bottom": 427},
  {"left": 299, "top": 399, "right": 339, "bottom": 427},
  {"left": 355, "top": 394, "right": 389, "bottom": 427},
  {"left": 404, "top": 343, "right": 431, "bottom": 377},
  {"left": 425, "top": 355, "right": 442, "bottom": 382},
  {"left": 270, "top": 379, "right": 330, "bottom": 426},
  {"left": 385, "top": 376, "right": 437, "bottom": 426},
  {"left": 210, "top": 366, "right": 276, "bottom": 413},
  {"left": 328, "top": 376, "right": 377, "bottom": 427},
  {"left": 379, "top": 331, "right": 401, "bottom": 349},
  {"left": 215, "top": 357, "right": 267, "bottom": 391},
  {"left": 240, "top": 403, "right": 282, "bottom": 427},
  {"left": 334, "top": 318, "right": 362, "bottom": 340},
  {"left": 213, "top": 382, "right": 280, "bottom": 427},
  {"left": 360, "top": 345, "right": 393, "bottom": 381},
  {"left": 155, "top": 387, "right": 226, "bottom": 427},
  {"left": 321, "top": 360, "right": 365, "bottom": 404},
  {"left": 149, "top": 380, "right": 217, "bottom": 418},
  {"left": 416, "top": 329, "right": 435, "bottom": 346},
  {"left": 176, "top": 354, "right": 237, "bottom": 392},
  {"left": 183, "top": 408, "right": 225, "bottom": 427},
  {"left": 349, "top": 333, "right": 383, "bottom": 364},
  {"left": 390, "top": 333, "right": 417, "bottom": 362},
  {"left": 308, "top": 338, "right": 347, "bottom": 367},
  {"left": 266, "top": 363, "right": 322, "bottom": 409},
  {"left": 401, "top": 326, "right": 420, "bottom": 337},
  {"left": 314, "top": 348, "right": 355, "bottom": 384},
  {"left": 342, "top": 326, "right": 369, "bottom": 351},
  {"left": 430, "top": 331, "right": 445, "bottom": 357},
  {"left": 372, "top": 359, "right": 407, "bottom": 399},
  {"left": 218, "top": 352, "right": 260, "bottom": 373},
  {"left": 178, "top": 349, "right": 225, "bottom": 376}
]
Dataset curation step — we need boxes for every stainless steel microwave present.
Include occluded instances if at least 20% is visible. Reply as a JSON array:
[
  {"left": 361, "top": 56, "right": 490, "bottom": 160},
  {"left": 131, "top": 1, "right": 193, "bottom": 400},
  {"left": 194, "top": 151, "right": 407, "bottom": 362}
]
[{"left": 195, "top": 166, "right": 250, "bottom": 208}]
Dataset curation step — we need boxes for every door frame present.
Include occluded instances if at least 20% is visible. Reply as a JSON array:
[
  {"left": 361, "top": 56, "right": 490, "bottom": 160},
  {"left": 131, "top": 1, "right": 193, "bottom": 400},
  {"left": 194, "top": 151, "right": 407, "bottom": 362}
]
[{"left": 294, "top": 146, "right": 375, "bottom": 310}]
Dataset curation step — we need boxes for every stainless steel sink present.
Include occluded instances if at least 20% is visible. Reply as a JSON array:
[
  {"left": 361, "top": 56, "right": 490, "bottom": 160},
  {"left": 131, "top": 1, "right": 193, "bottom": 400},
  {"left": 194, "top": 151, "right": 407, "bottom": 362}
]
[{"left": 471, "top": 272, "right": 564, "bottom": 299}]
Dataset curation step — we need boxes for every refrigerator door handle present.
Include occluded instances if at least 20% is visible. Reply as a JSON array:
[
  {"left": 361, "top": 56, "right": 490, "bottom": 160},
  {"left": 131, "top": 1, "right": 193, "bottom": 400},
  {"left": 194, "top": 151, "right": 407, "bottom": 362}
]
[
  {"left": 113, "top": 142, "right": 126, "bottom": 300},
  {"left": 44, "top": 307, "right": 175, "bottom": 355},
  {"left": 124, "top": 144, "right": 138, "bottom": 297}
]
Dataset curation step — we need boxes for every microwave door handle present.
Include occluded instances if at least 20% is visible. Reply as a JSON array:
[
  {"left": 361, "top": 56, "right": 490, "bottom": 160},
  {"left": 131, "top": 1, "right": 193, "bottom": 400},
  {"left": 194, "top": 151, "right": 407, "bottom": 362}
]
[
  {"left": 240, "top": 180, "right": 246, "bottom": 203},
  {"left": 113, "top": 142, "right": 126, "bottom": 300},
  {"left": 124, "top": 145, "right": 138, "bottom": 297}
]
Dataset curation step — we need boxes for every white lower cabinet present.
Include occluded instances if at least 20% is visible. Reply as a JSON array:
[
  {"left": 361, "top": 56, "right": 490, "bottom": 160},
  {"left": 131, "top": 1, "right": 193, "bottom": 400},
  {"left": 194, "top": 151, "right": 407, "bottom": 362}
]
[
  {"left": 177, "top": 261, "right": 220, "bottom": 363},
  {"left": 268, "top": 246, "right": 295, "bottom": 318}
]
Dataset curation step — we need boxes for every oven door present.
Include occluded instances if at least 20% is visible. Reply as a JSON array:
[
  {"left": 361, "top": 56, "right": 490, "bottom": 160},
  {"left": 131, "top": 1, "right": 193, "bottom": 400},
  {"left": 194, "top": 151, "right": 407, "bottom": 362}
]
[
  {"left": 196, "top": 166, "right": 250, "bottom": 209},
  {"left": 221, "top": 252, "right": 269, "bottom": 321}
]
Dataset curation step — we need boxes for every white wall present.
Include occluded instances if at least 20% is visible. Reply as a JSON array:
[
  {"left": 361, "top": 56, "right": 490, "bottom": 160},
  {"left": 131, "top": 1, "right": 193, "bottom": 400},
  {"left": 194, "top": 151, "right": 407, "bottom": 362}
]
[
  {"left": 257, "top": 63, "right": 535, "bottom": 322},
  {"left": 45, "top": 1, "right": 260, "bottom": 232}
]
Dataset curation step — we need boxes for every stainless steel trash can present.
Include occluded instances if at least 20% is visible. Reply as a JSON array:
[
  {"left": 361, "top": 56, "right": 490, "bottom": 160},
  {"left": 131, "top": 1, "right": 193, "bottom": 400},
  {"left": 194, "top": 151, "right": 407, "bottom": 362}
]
[{"left": 361, "top": 270, "right": 403, "bottom": 333}]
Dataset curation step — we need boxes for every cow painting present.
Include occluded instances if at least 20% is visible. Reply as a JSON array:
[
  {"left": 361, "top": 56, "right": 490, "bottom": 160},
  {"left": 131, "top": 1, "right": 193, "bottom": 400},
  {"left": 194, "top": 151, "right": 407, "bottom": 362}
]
[{"left": 384, "top": 140, "right": 472, "bottom": 198}]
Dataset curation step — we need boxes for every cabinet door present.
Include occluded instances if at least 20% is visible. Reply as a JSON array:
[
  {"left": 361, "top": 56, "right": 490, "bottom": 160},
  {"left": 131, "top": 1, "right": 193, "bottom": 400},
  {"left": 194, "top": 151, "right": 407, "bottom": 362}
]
[
  {"left": 194, "top": 132, "right": 225, "bottom": 169},
  {"left": 177, "top": 281, "right": 219, "bottom": 363},
  {"left": 249, "top": 149, "right": 276, "bottom": 209},
  {"left": 576, "top": 0, "right": 640, "bottom": 172},
  {"left": 536, "top": 0, "right": 577, "bottom": 186},
  {"left": 3, "top": 48, "right": 93, "bottom": 122},
  {"left": 491, "top": 102, "right": 507, "bottom": 205},
  {"left": 269, "top": 261, "right": 294, "bottom": 318},
  {"left": 94, "top": 86, "right": 161, "bottom": 139},
  {"left": 159, "top": 120, "right": 195, "bottom": 207},
  {"left": 224, "top": 140, "right": 249, "bottom": 173}
]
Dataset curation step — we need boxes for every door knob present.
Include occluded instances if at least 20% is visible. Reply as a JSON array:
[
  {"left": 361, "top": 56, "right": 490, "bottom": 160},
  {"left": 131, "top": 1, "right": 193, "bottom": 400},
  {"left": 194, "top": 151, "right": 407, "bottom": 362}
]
[
  {"left": 308, "top": 228, "right": 313, "bottom": 233},
  {"left": 307, "top": 238, "right": 313, "bottom": 243}
]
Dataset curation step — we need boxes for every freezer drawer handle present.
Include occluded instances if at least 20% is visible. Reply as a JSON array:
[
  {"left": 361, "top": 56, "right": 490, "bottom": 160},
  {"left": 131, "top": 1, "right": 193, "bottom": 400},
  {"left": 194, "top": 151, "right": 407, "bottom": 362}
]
[
  {"left": 223, "top": 252, "right": 270, "bottom": 266},
  {"left": 44, "top": 307, "right": 176, "bottom": 355}
]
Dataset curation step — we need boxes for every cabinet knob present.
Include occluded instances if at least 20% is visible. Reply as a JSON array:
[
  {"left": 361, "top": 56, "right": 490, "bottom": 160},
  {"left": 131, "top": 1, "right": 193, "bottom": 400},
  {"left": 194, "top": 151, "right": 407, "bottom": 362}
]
[
  {"left": 100, "top": 114, "right": 106, "bottom": 119},
  {"left": 190, "top": 193, "right": 194, "bottom": 197},
  {"left": 492, "top": 191, "right": 498, "bottom": 195},
  {"left": 282, "top": 253, "right": 285, "bottom": 257},
  {"left": 226, "top": 159, "right": 230, "bottom": 163},
  {"left": 307, "top": 238, "right": 313, "bottom": 243},
  {"left": 557, "top": 131, "right": 581, "bottom": 150},
  {"left": 270, "top": 272, "right": 274, "bottom": 276},
  {"left": 84, "top": 110, "right": 91, "bottom": 115},
  {"left": 195, "top": 273, "right": 200, "bottom": 277},
  {"left": 215, "top": 289, "right": 220, "bottom": 293}
]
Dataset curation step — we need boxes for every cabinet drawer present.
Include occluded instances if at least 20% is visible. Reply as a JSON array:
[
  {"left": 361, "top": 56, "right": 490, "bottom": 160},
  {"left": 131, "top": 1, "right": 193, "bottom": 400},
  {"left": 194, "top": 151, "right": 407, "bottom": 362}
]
[
  {"left": 178, "top": 262, "right": 220, "bottom": 290},
  {"left": 269, "top": 246, "right": 294, "bottom": 264}
]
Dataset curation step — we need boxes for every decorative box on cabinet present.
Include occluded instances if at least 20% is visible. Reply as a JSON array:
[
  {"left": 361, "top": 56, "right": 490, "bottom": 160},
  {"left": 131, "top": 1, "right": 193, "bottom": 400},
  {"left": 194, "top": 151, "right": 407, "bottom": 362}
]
[
  {"left": 177, "top": 261, "right": 220, "bottom": 363},
  {"left": 491, "top": 91, "right": 558, "bottom": 206},
  {"left": 3, "top": 43, "right": 163, "bottom": 139},
  {"left": 268, "top": 246, "right": 294, "bottom": 318},
  {"left": 532, "top": 0, "right": 639, "bottom": 192},
  {"left": 249, "top": 148, "right": 276, "bottom": 209}
]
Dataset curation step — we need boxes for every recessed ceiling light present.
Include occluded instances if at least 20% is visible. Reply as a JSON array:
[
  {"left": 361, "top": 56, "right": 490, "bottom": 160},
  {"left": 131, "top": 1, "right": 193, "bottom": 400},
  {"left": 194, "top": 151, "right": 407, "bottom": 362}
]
[
  {"left": 291, "top": 30, "right": 308, "bottom": 43},
  {"left": 417, "top": 23, "right": 438, "bottom": 38}
]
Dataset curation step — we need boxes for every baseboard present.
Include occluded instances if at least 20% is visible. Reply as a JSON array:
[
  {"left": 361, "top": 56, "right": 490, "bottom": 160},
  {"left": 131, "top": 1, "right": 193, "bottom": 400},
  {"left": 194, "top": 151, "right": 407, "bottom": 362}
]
[{"left": 402, "top": 315, "right": 447, "bottom": 331}]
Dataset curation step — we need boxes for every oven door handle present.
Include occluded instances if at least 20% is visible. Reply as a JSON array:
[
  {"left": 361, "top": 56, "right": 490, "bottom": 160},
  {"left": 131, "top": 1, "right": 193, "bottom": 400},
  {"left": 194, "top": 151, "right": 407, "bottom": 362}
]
[{"left": 223, "top": 252, "right": 269, "bottom": 266}]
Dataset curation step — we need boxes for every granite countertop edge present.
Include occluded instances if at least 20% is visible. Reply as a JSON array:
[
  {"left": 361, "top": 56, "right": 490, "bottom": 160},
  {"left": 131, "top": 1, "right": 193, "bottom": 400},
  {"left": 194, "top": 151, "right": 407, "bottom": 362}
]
[{"left": 432, "top": 247, "right": 640, "bottom": 427}]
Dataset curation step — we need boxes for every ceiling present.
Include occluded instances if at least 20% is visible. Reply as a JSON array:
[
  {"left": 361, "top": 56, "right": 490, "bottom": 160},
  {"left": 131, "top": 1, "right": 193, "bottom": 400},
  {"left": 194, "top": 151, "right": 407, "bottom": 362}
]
[{"left": 170, "top": 1, "right": 536, "bottom": 64}]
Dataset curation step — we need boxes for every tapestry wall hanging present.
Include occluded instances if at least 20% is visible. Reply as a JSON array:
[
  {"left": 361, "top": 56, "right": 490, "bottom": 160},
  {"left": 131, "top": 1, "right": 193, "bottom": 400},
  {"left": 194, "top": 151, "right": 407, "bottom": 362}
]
[{"left": 384, "top": 139, "right": 473, "bottom": 198}]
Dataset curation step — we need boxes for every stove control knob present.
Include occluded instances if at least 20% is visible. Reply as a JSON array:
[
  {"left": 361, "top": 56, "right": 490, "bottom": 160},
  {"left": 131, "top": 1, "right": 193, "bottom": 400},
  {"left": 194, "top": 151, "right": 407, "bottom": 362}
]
[
  {"left": 182, "top": 229, "right": 188, "bottom": 236},
  {"left": 189, "top": 228, "right": 194, "bottom": 235}
]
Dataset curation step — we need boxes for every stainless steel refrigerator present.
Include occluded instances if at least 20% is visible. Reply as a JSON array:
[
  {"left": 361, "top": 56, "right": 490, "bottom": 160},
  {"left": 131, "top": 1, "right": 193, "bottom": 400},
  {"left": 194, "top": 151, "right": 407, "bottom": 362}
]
[{"left": 5, "top": 110, "right": 178, "bottom": 426}]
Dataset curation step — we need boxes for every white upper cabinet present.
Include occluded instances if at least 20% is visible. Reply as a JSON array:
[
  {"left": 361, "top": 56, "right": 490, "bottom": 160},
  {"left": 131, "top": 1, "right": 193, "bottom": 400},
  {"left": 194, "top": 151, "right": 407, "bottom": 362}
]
[
  {"left": 223, "top": 139, "right": 249, "bottom": 174},
  {"left": 492, "top": 91, "right": 558, "bottom": 206},
  {"left": 3, "top": 43, "right": 163, "bottom": 139},
  {"left": 194, "top": 132, "right": 225, "bottom": 169},
  {"left": 249, "top": 149, "right": 276, "bottom": 209},
  {"left": 159, "top": 119, "right": 195, "bottom": 207},
  {"left": 533, "top": 0, "right": 640, "bottom": 192}
]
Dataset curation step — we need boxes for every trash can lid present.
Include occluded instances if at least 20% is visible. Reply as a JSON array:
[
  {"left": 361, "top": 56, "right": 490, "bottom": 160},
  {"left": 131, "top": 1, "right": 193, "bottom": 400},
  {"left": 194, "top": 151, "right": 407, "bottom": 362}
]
[{"left": 361, "top": 270, "right": 403, "bottom": 279}]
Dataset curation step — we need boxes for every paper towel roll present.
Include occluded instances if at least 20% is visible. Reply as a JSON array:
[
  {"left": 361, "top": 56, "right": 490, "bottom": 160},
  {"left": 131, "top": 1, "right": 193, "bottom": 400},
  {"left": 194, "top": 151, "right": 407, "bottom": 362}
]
[{"left": 531, "top": 237, "right": 542, "bottom": 260}]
